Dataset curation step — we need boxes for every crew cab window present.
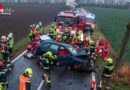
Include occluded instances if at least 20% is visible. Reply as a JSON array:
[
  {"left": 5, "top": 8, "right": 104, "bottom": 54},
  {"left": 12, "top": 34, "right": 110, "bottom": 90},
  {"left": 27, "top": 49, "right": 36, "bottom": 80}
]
[{"left": 50, "top": 44, "right": 59, "bottom": 51}]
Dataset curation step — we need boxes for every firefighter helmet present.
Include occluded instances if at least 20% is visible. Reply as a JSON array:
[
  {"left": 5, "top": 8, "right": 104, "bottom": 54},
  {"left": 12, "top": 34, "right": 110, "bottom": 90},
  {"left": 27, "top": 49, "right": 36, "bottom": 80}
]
[
  {"left": 85, "top": 37, "right": 89, "bottom": 41},
  {"left": 90, "top": 40, "right": 94, "bottom": 44},
  {"left": 57, "top": 35, "right": 61, "bottom": 38},
  {"left": 46, "top": 51, "right": 53, "bottom": 57},
  {"left": 39, "top": 22, "right": 42, "bottom": 26},
  {"left": 1, "top": 36, "right": 6, "bottom": 40},
  {"left": 25, "top": 68, "right": 33, "bottom": 75},
  {"left": 107, "top": 58, "right": 113, "bottom": 64},
  {"left": 8, "top": 32, "right": 13, "bottom": 38},
  {"left": 36, "top": 25, "right": 39, "bottom": 29}
]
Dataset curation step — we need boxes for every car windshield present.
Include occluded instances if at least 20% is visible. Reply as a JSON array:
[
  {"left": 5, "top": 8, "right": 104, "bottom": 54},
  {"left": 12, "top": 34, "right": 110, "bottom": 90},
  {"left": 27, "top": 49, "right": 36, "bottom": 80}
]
[
  {"left": 57, "top": 16, "right": 76, "bottom": 26},
  {"left": 86, "top": 18, "right": 94, "bottom": 23},
  {"left": 67, "top": 46, "right": 78, "bottom": 55}
]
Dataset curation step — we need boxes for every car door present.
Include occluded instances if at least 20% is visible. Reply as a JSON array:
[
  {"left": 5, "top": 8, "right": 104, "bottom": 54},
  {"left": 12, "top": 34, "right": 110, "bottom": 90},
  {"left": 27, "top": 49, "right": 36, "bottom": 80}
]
[
  {"left": 37, "top": 42, "right": 51, "bottom": 55},
  {"left": 58, "top": 46, "right": 72, "bottom": 66},
  {"left": 49, "top": 43, "right": 59, "bottom": 55}
]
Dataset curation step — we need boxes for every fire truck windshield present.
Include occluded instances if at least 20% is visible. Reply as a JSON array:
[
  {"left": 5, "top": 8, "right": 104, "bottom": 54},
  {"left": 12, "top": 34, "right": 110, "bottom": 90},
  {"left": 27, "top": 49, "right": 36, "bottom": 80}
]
[
  {"left": 86, "top": 18, "right": 94, "bottom": 23},
  {"left": 57, "top": 16, "right": 76, "bottom": 26}
]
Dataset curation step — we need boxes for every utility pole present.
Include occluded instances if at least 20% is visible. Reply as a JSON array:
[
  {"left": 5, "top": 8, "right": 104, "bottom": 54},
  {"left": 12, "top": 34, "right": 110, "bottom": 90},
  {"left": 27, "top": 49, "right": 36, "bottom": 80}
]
[{"left": 115, "top": 22, "right": 130, "bottom": 71}]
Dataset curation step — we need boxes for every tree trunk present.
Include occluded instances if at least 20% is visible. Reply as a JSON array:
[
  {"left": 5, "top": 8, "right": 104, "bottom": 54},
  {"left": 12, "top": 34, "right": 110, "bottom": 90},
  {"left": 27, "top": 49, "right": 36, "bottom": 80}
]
[{"left": 114, "top": 22, "right": 130, "bottom": 71}]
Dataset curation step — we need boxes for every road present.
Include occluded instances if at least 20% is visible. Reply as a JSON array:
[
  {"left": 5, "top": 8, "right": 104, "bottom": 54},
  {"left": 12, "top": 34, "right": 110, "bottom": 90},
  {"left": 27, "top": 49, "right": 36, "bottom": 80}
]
[{"left": 6, "top": 52, "right": 93, "bottom": 90}]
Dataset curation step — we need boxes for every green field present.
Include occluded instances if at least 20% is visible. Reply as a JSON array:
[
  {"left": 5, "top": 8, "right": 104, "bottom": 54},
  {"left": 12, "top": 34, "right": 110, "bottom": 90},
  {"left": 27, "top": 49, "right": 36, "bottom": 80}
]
[
  {"left": 82, "top": 6, "right": 130, "bottom": 90},
  {"left": 83, "top": 6, "right": 130, "bottom": 61}
]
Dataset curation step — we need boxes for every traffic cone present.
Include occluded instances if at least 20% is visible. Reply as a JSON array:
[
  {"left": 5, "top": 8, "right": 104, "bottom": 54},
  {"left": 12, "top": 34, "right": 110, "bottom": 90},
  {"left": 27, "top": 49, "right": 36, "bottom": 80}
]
[{"left": 90, "top": 80, "right": 96, "bottom": 90}]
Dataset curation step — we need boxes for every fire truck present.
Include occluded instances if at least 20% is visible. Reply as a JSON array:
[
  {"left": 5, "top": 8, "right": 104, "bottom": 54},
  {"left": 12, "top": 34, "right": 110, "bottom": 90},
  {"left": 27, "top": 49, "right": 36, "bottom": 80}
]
[
  {"left": 55, "top": 9, "right": 96, "bottom": 35},
  {"left": 55, "top": 10, "right": 88, "bottom": 35}
]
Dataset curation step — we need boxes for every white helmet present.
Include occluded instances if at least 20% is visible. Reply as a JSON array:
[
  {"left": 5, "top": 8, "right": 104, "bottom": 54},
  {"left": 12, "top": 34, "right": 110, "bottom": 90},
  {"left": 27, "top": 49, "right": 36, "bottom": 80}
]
[
  {"left": 32, "top": 24, "right": 35, "bottom": 27},
  {"left": 8, "top": 32, "right": 13, "bottom": 38},
  {"left": 36, "top": 25, "right": 39, "bottom": 29},
  {"left": 1, "top": 35, "right": 6, "bottom": 40},
  {"left": 39, "top": 22, "right": 42, "bottom": 26},
  {"left": 30, "top": 25, "right": 32, "bottom": 27}
]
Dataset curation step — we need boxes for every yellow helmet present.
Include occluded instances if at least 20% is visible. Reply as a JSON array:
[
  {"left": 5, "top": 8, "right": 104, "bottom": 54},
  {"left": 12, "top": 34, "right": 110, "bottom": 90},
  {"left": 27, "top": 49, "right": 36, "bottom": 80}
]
[
  {"left": 25, "top": 68, "right": 33, "bottom": 75},
  {"left": 107, "top": 58, "right": 113, "bottom": 64},
  {"left": 85, "top": 37, "right": 89, "bottom": 41},
  {"left": 46, "top": 51, "right": 53, "bottom": 56},
  {"left": 90, "top": 40, "right": 94, "bottom": 44},
  {"left": 57, "top": 35, "right": 61, "bottom": 38}
]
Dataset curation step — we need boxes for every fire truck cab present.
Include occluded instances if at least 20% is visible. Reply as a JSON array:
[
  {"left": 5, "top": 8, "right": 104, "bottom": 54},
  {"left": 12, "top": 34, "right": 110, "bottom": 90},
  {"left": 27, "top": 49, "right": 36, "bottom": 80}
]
[{"left": 55, "top": 10, "right": 87, "bottom": 34}]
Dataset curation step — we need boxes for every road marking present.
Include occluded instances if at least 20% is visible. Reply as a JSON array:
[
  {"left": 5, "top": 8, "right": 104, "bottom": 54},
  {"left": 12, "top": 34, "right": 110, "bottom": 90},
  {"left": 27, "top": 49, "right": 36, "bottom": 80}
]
[
  {"left": 11, "top": 50, "right": 27, "bottom": 63},
  {"left": 37, "top": 80, "right": 44, "bottom": 90}
]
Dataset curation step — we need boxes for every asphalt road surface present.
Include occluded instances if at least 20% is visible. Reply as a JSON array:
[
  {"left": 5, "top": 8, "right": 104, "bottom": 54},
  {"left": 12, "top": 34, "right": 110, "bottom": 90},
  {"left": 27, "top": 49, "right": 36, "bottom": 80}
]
[{"left": 6, "top": 53, "right": 93, "bottom": 90}]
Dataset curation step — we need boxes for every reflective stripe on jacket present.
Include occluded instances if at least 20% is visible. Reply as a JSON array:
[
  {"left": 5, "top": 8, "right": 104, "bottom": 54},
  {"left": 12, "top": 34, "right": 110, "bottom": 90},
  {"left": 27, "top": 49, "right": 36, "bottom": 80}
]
[{"left": 102, "top": 64, "right": 114, "bottom": 78}]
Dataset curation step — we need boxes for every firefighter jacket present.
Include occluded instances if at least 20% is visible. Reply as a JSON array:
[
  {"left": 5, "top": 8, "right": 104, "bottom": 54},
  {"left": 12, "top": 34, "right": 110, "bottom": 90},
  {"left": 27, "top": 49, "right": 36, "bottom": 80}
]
[
  {"left": 102, "top": 64, "right": 114, "bottom": 78},
  {"left": 0, "top": 72, "right": 8, "bottom": 90},
  {"left": 8, "top": 37, "right": 14, "bottom": 48},
  {"left": 43, "top": 58, "right": 50, "bottom": 70},
  {"left": 0, "top": 43, "right": 8, "bottom": 53},
  {"left": 19, "top": 74, "right": 31, "bottom": 90}
]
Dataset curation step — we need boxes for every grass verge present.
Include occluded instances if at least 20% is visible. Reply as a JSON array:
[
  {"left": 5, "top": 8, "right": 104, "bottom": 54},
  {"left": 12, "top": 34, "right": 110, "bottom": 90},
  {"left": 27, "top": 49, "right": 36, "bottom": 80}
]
[{"left": 93, "top": 24, "right": 130, "bottom": 90}]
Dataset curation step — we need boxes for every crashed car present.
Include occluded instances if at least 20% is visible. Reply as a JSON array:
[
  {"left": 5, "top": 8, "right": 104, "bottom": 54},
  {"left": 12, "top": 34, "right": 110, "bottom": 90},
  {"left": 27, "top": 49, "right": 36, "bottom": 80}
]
[{"left": 36, "top": 40, "right": 92, "bottom": 71}]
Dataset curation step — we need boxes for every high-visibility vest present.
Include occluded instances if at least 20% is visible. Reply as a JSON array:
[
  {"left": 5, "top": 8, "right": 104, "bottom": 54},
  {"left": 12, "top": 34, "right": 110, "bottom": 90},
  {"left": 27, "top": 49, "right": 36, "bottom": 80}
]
[
  {"left": 19, "top": 75, "right": 30, "bottom": 90},
  {"left": 8, "top": 37, "right": 14, "bottom": 48},
  {"left": 103, "top": 64, "right": 114, "bottom": 78},
  {"left": 0, "top": 83, "right": 3, "bottom": 90}
]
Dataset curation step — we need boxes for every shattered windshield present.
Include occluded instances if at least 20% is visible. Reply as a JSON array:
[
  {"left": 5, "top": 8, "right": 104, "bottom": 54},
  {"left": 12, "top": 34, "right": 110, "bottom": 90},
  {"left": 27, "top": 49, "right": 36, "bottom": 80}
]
[{"left": 57, "top": 16, "right": 76, "bottom": 26}]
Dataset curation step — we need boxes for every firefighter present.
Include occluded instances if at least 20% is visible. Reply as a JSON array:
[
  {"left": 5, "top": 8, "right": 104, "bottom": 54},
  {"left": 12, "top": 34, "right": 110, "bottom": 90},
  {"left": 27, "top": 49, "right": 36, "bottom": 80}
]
[
  {"left": 82, "top": 37, "right": 89, "bottom": 50},
  {"left": 49, "top": 25, "right": 56, "bottom": 39},
  {"left": 0, "top": 71, "right": 8, "bottom": 90},
  {"left": 38, "top": 22, "right": 44, "bottom": 34},
  {"left": 76, "top": 34, "right": 82, "bottom": 48},
  {"left": 84, "top": 26, "right": 94, "bottom": 35},
  {"left": 70, "top": 35, "right": 76, "bottom": 45},
  {"left": 0, "top": 36, "right": 9, "bottom": 64},
  {"left": 28, "top": 25, "right": 33, "bottom": 42},
  {"left": 42, "top": 51, "right": 57, "bottom": 86},
  {"left": 43, "top": 51, "right": 57, "bottom": 70},
  {"left": 98, "top": 58, "right": 114, "bottom": 90},
  {"left": 89, "top": 40, "right": 95, "bottom": 57},
  {"left": 55, "top": 34, "right": 61, "bottom": 42},
  {"left": 7, "top": 32, "right": 14, "bottom": 57},
  {"left": 62, "top": 35, "right": 67, "bottom": 43},
  {"left": 19, "top": 68, "right": 33, "bottom": 90},
  {"left": 76, "top": 33, "right": 81, "bottom": 42},
  {"left": 64, "top": 28, "right": 70, "bottom": 41},
  {"left": 31, "top": 24, "right": 37, "bottom": 40}
]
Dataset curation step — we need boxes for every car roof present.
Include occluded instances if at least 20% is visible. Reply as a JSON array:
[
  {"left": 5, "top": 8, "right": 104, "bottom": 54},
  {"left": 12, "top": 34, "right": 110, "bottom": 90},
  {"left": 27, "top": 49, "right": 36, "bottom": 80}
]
[{"left": 43, "top": 40, "right": 72, "bottom": 48}]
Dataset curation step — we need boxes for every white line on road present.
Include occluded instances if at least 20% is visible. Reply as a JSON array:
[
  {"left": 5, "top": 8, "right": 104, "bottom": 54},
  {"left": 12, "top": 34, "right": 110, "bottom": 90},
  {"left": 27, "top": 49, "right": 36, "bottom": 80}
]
[
  {"left": 37, "top": 80, "right": 44, "bottom": 90},
  {"left": 11, "top": 50, "right": 27, "bottom": 63}
]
